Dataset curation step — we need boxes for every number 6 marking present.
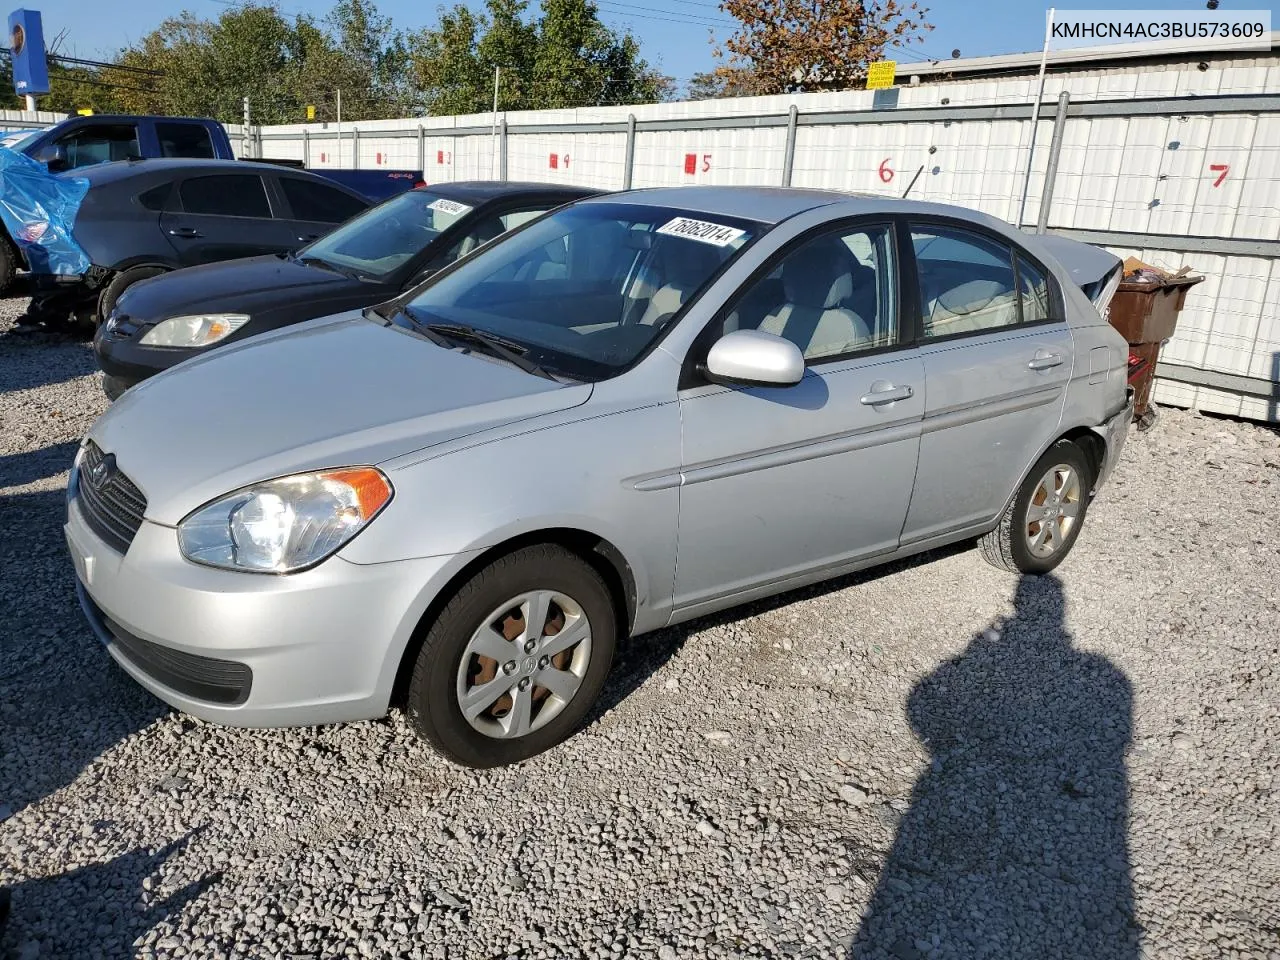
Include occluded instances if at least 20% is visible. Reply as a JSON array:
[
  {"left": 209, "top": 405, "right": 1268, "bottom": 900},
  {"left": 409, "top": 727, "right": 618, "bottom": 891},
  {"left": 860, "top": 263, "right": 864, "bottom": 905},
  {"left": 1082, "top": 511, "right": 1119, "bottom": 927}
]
[
  {"left": 1210, "top": 163, "right": 1229, "bottom": 187},
  {"left": 879, "top": 159, "right": 894, "bottom": 183}
]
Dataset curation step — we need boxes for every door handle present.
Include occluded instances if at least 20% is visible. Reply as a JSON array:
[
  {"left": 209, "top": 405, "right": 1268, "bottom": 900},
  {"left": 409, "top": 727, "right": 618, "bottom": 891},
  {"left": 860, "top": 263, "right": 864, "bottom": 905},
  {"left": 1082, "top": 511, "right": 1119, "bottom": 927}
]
[
  {"left": 1028, "top": 351, "right": 1064, "bottom": 371},
  {"left": 860, "top": 383, "right": 914, "bottom": 406},
  {"left": 167, "top": 227, "right": 201, "bottom": 239}
]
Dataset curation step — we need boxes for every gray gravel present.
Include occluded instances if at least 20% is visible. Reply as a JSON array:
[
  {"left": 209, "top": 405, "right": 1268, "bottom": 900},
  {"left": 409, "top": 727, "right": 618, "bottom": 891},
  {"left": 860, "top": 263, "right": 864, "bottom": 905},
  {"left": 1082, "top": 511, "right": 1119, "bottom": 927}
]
[{"left": 2, "top": 296, "right": 1278, "bottom": 960}]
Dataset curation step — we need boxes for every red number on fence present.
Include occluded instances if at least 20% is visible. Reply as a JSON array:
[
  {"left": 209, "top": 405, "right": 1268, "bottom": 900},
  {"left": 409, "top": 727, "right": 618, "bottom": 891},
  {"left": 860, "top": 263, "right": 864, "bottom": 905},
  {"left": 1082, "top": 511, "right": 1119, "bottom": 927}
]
[
  {"left": 702, "top": 154, "right": 711, "bottom": 173},
  {"left": 879, "top": 159, "right": 894, "bottom": 183},
  {"left": 1210, "top": 163, "right": 1229, "bottom": 187}
]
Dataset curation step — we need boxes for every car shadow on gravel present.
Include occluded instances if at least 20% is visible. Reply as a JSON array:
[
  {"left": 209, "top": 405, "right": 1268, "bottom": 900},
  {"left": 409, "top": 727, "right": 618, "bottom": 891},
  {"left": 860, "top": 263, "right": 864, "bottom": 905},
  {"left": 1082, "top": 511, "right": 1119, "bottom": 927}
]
[
  {"left": 847, "top": 574, "right": 1139, "bottom": 960},
  {"left": 0, "top": 830, "right": 221, "bottom": 958},
  {"left": 0, "top": 442, "right": 80, "bottom": 488},
  {"left": 591, "top": 542, "right": 974, "bottom": 723},
  {"left": 0, "top": 322, "right": 97, "bottom": 395},
  {"left": 0, "top": 487, "right": 167, "bottom": 818}
]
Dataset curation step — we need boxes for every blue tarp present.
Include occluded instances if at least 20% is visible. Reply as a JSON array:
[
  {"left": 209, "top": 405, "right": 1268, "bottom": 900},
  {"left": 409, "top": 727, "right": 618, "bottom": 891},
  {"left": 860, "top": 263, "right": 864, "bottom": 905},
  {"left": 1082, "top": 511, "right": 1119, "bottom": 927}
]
[{"left": 0, "top": 146, "right": 90, "bottom": 275}]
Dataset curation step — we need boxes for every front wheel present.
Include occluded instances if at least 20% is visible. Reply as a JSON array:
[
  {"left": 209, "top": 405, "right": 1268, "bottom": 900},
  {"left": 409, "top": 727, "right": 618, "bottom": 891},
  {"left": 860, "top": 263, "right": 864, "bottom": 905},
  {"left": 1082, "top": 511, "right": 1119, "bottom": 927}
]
[
  {"left": 406, "top": 545, "right": 617, "bottom": 767},
  {"left": 980, "top": 440, "right": 1092, "bottom": 575}
]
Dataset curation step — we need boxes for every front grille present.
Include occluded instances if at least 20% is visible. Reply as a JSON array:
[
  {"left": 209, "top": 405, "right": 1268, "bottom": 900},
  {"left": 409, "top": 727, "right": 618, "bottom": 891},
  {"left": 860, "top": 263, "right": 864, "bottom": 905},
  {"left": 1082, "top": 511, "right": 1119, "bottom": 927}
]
[
  {"left": 76, "top": 441, "right": 147, "bottom": 553},
  {"left": 79, "top": 586, "right": 252, "bottom": 706}
]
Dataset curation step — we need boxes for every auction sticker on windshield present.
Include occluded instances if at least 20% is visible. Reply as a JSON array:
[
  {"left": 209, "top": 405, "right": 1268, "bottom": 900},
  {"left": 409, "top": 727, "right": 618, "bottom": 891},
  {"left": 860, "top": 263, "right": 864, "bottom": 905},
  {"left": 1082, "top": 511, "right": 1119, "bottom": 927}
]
[
  {"left": 656, "top": 217, "right": 746, "bottom": 247},
  {"left": 429, "top": 198, "right": 472, "bottom": 217}
]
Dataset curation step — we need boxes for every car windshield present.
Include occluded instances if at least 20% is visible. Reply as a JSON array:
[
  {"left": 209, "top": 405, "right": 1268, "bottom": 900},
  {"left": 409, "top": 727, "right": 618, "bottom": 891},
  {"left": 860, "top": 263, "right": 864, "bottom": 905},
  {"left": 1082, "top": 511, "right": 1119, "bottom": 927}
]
[
  {"left": 399, "top": 202, "right": 763, "bottom": 380},
  {"left": 300, "top": 189, "right": 476, "bottom": 280}
]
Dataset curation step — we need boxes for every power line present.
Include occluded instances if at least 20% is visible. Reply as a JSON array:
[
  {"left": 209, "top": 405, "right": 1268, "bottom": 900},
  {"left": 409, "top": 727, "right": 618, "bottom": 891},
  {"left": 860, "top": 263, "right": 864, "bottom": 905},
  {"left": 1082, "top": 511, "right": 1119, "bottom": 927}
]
[{"left": 597, "top": 0, "right": 733, "bottom": 24}]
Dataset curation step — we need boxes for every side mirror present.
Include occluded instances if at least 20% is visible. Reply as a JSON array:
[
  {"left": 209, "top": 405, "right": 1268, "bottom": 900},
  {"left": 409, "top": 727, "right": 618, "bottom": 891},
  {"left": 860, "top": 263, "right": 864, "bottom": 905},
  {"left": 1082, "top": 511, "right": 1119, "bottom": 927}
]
[
  {"left": 33, "top": 143, "right": 67, "bottom": 171},
  {"left": 704, "top": 329, "right": 804, "bottom": 387}
]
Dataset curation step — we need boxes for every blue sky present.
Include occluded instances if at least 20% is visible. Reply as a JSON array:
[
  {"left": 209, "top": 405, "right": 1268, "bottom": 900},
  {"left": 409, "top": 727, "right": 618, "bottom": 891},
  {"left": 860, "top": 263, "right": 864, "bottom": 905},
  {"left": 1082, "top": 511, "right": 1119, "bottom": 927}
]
[{"left": 35, "top": 0, "right": 1270, "bottom": 89}]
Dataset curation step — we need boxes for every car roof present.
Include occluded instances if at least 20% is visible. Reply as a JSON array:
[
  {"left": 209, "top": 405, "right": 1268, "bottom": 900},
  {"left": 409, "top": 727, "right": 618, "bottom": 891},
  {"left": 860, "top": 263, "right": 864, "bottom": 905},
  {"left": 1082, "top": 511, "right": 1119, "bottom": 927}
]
[
  {"left": 581, "top": 186, "right": 855, "bottom": 224},
  {"left": 74, "top": 158, "right": 326, "bottom": 185},
  {"left": 423, "top": 180, "right": 600, "bottom": 204}
]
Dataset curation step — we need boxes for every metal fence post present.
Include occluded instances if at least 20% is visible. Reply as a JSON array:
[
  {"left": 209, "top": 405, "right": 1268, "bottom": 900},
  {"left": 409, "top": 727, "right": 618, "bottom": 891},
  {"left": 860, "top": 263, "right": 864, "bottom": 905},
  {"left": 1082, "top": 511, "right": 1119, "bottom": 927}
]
[
  {"left": 623, "top": 113, "right": 636, "bottom": 190},
  {"left": 417, "top": 124, "right": 426, "bottom": 174},
  {"left": 1036, "top": 91, "right": 1071, "bottom": 234},
  {"left": 500, "top": 117, "right": 508, "bottom": 180},
  {"left": 352, "top": 128, "right": 360, "bottom": 169},
  {"left": 782, "top": 104, "right": 799, "bottom": 186},
  {"left": 302, "top": 129, "right": 309, "bottom": 168}
]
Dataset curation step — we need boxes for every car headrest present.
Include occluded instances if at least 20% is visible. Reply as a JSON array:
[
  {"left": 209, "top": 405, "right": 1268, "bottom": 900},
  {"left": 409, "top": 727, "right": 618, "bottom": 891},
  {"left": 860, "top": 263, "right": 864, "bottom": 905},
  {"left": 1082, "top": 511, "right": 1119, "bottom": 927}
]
[
  {"left": 782, "top": 241, "right": 853, "bottom": 309},
  {"left": 934, "top": 279, "right": 1010, "bottom": 316}
]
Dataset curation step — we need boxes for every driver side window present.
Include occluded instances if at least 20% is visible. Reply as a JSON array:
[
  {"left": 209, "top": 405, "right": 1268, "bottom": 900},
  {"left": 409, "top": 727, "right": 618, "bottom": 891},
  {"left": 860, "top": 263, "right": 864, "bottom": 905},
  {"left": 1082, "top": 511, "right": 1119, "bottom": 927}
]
[{"left": 719, "top": 223, "right": 898, "bottom": 362}]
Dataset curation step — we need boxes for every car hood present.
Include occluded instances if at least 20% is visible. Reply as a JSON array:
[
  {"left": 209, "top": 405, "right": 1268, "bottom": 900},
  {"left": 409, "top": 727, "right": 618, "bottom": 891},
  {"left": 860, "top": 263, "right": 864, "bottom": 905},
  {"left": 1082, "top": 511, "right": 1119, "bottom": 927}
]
[
  {"left": 89, "top": 315, "right": 592, "bottom": 524},
  {"left": 117, "top": 255, "right": 377, "bottom": 321}
]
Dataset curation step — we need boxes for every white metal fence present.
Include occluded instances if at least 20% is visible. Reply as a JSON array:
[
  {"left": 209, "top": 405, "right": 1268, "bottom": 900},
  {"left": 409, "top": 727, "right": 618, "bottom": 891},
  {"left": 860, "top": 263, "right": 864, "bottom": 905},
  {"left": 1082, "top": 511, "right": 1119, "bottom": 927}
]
[{"left": 243, "top": 56, "right": 1280, "bottom": 421}]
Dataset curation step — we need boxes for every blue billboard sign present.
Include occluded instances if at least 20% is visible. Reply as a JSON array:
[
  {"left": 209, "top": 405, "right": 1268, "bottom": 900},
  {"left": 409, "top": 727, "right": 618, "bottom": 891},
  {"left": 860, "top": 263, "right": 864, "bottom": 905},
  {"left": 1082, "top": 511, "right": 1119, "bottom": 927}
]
[{"left": 9, "top": 9, "right": 50, "bottom": 97}]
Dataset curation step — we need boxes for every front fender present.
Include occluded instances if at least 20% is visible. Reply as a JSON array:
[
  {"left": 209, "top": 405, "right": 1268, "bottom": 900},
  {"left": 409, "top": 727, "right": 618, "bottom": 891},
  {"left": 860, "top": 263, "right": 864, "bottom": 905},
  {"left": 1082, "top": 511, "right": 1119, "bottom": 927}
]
[{"left": 340, "top": 400, "right": 684, "bottom": 633}]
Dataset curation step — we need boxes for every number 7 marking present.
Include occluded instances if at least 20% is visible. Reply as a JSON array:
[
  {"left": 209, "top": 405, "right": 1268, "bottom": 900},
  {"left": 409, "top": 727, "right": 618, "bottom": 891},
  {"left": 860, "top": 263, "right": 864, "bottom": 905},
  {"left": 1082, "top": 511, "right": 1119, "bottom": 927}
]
[{"left": 1210, "top": 163, "right": 1229, "bottom": 187}]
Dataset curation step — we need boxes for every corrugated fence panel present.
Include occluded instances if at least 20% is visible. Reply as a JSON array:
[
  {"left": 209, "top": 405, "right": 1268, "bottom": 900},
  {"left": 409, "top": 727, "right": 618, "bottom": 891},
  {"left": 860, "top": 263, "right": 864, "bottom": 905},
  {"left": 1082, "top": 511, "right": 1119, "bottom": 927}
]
[
  {"left": 505, "top": 131, "right": 626, "bottom": 188},
  {"left": 631, "top": 127, "right": 787, "bottom": 188}
]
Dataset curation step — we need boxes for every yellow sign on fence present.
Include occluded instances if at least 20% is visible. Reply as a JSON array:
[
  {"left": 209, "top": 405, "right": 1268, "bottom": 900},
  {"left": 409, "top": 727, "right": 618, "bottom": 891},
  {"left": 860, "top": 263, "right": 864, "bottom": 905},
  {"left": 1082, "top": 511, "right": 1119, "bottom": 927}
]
[
  {"left": 866, "top": 61, "right": 897, "bottom": 90},
  {"left": 306, "top": 104, "right": 316, "bottom": 120},
  {"left": 76, "top": 108, "right": 93, "bottom": 116}
]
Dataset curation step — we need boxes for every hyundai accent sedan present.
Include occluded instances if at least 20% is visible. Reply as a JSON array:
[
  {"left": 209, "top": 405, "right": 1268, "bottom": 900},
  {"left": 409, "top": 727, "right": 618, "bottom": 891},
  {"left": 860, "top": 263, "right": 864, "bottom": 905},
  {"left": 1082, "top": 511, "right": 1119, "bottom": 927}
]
[{"left": 65, "top": 187, "right": 1133, "bottom": 767}]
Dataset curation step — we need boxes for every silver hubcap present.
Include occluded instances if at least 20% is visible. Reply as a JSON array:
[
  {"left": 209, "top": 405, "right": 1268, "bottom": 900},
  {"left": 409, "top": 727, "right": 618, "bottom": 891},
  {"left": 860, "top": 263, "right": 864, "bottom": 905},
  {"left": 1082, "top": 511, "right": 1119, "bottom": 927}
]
[
  {"left": 455, "top": 590, "right": 592, "bottom": 740},
  {"left": 1025, "top": 463, "right": 1081, "bottom": 559}
]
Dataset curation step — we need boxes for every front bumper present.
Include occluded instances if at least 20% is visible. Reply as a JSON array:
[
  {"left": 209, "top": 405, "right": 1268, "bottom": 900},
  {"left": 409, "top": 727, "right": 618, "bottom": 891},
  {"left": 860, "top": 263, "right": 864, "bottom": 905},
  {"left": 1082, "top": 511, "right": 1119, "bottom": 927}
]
[
  {"left": 1092, "top": 388, "right": 1135, "bottom": 492},
  {"left": 65, "top": 492, "right": 476, "bottom": 727}
]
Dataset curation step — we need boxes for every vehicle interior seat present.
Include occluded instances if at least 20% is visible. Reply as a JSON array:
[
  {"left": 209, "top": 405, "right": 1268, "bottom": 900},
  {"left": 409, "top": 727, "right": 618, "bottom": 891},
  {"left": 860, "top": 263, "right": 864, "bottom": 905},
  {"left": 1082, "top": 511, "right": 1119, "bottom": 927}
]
[
  {"left": 757, "top": 240, "right": 872, "bottom": 358},
  {"left": 925, "top": 278, "right": 1019, "bottom": 336},
  {"left": 455, "top": 216, "right": 507, "bottom": 259},
  {"left": 624, "top": 240, "right": 725, "bottom": 326},
  {"left": 513, "top": 239, "right": 568, "bottom": 282}
]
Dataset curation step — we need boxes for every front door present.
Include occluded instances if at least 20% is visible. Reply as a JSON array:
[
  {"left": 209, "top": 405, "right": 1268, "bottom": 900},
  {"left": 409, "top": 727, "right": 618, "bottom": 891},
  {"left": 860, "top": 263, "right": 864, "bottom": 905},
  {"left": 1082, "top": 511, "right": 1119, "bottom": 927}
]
[
  {"left": 899, "top": 222, "right": 1074, "bottom": 545},
  {"left": 674, "top": 221, "right": 924, "bottom": 613}
]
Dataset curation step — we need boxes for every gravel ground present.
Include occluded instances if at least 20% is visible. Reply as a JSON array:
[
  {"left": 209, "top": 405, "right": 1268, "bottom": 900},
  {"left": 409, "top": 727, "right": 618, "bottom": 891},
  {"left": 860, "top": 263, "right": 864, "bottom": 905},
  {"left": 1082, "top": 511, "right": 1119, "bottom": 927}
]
[{"left": 1, "top": 296, "right": 1278, "bottom": 960}]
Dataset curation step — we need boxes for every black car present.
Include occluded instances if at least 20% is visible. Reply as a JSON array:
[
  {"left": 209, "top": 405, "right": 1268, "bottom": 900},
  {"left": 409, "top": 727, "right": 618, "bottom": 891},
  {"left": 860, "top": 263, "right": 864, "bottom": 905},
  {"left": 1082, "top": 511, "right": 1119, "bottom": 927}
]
[
  {"left": 93, "top": 181, "right": 598, "bottom": 399},
  {"left": 26, "top": 158, "right": 370, "bottom": 329}
]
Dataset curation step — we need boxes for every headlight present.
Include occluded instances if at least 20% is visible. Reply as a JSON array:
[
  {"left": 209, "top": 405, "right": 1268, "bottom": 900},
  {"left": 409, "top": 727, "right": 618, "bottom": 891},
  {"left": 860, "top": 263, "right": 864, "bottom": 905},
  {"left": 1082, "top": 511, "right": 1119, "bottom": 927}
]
[
  {"left": 178, "top": 468, "right": 392, "bottom": 573},
  {"left": 140, "top": 314, "right": 250, "bottom": 348}
]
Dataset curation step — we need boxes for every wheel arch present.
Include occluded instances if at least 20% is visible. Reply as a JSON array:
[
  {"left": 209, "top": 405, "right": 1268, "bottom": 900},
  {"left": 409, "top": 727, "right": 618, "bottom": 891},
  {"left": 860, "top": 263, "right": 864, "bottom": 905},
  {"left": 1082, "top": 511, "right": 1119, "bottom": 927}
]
[
  {"left": 993, "top": 423, "right": 1109, "bottom": 529},
  {"left": 389, "top": 527, "right": 637, "bottom": 708}
]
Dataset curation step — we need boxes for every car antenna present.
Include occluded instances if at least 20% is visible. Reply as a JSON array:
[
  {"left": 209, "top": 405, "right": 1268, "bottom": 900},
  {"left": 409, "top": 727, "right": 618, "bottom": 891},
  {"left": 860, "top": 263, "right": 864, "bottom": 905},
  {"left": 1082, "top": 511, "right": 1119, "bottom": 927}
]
[{"left": 901, "top": 164, "right": 924, "bottom": 198}]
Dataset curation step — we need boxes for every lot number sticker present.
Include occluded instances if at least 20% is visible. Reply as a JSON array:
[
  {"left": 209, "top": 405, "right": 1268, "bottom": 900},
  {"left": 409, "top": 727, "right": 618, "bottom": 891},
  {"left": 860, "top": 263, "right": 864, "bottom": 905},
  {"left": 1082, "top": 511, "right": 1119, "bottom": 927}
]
[
  {"left": 429, "top": 198, "right": 472, "bottom": 216},
  {"left": 656, "top": 216, "right": 746, "bottom": 247}
]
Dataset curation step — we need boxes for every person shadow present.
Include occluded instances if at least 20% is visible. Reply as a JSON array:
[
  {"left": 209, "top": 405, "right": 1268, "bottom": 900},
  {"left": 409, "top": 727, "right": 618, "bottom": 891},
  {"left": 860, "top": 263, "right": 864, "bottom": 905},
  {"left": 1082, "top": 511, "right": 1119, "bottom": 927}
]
[{"left": 849, "top": 573, "right": 1140, "bottom": 960}]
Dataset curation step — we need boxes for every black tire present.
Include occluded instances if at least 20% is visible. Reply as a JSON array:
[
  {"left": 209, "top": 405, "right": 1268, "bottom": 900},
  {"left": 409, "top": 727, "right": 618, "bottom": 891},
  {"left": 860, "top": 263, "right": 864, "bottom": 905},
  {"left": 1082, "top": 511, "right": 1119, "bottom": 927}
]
[
  {"left": 406, "top": 544, "right": 617, "bottom": 767},
  {"left": 980, "top": 439, "right": 1092, "bottom": 575},
  {"left": 0, "top": 237, "right": 17, "bottom": 296},
  {"left": 95, "top": 265, "right": 167, "bottom": 329}
]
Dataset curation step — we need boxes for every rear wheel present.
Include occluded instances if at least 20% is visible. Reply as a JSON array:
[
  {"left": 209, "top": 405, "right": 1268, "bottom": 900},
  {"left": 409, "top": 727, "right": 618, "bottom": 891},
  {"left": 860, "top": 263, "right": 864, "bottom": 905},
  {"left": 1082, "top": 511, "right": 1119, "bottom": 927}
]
[
  {"left": 95, "top": 265, "right": 167, "bottom": 329},
  {"left": 406, "top": 545, "right": 616, "bottom": 767},
  {"left": 981, "top": 440, "right": 1092, "bottom": 575}
]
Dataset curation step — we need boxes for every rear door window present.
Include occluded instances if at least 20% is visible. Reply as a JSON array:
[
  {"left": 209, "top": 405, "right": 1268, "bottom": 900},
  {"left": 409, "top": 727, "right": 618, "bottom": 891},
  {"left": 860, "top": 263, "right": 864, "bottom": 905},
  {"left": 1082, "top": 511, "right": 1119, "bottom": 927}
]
[
  {"left": 279, "top": 177, "right": 368, "bottom": 223},
  {"left": 910, "top": 226, "right": 1022, "bottom": 338},
  {"left": 179, "top": 175, "right": 272, "bottom": 219},
  {"left": 155, "top": 122, "right": 216, "bottom": 159}
]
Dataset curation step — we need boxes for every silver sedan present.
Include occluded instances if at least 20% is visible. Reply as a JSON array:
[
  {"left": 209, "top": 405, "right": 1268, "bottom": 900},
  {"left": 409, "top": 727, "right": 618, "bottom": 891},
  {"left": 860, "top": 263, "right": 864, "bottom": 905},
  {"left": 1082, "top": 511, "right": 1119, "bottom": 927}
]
[{"left": 65, "top": 188, "right": 1134, "bottom": 766}]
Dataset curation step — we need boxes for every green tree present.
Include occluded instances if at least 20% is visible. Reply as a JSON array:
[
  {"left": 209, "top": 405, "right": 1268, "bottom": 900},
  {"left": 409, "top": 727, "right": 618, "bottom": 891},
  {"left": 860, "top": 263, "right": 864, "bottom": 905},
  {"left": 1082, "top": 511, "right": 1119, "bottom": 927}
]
[{"left": 411, "top": 0, "right": 667, "bottom": 116}]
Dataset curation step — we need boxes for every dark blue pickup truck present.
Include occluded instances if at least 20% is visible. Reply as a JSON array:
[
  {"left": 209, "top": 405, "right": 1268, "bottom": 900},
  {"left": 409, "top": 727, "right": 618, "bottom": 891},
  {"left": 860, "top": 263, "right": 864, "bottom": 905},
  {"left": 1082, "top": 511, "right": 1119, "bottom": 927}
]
[{"left": 0, "top": 114, "right": 421, "bottom": 293}]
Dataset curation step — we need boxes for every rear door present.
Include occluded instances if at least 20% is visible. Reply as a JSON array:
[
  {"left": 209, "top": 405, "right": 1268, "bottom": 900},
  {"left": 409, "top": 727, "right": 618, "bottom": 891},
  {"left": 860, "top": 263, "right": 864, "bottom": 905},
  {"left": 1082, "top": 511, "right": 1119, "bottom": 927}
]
[
  {"left": 274, "top": 175, "right": 370, "bottom": 246},
  {"left": 898, "top": 220, "right": 1074, "bottom": 545},
  {"left": 161, "top": 172, "right": 297, "bottom": 265}
]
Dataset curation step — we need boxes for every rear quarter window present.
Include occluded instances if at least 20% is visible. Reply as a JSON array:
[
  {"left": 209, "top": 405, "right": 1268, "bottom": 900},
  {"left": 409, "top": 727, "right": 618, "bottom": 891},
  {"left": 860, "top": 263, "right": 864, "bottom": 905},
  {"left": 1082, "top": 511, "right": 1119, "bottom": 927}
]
[{"left": 136, "top": 184, "right": 172, "bottom": 211}]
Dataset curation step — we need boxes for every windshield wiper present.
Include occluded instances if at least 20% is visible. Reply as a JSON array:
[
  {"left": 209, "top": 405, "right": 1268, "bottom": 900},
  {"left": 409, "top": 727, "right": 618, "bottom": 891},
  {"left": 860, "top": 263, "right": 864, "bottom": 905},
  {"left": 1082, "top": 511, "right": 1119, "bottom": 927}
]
[
  {"left": 295, "top": 254, "right": 367, "bottom": 281},
  {"left": 421, "top": 321, "right": 557, "bottom": 381}
]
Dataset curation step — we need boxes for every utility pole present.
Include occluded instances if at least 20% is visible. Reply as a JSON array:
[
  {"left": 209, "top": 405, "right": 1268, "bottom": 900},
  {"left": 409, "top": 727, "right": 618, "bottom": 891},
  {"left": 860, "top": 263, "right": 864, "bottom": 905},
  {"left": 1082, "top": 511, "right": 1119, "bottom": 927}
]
[
  {"left": 490, "top": 66, "right": 501, "bottom": 178},
  {"left": 336, "top": 89, "right": 343, "bottom": 168},
  {"left": 24, "top": 94, "right": 36, "bottom": 113},
  {"left": 242, "top": 95, "right": 252, "bottom": 158}
]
